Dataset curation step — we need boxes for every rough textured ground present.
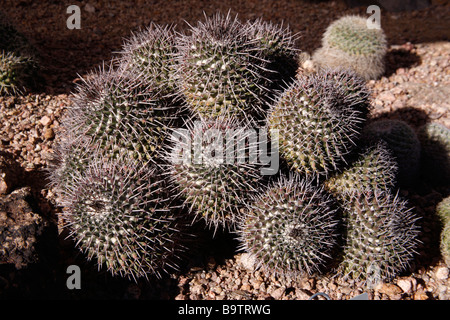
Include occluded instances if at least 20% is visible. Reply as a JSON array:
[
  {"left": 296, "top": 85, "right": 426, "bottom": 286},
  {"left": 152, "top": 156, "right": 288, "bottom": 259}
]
[{"left": 0, "top": 0, "right": 449, "bottom": 300}]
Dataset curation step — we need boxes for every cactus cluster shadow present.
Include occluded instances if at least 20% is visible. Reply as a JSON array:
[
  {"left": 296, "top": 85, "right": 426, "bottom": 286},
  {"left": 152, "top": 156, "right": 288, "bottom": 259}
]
[{"left": 384, "top": 48, "right": 422, "bottom": 78}]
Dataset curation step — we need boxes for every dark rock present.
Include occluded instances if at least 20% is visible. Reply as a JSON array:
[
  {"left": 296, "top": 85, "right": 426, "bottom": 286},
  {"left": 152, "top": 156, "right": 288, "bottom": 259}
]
[
  {"left": 0, "top": 187, "right": 46, "bottom": 269},
  {"left": 0, "top": 151, "right": 21, "bottom": 195}
]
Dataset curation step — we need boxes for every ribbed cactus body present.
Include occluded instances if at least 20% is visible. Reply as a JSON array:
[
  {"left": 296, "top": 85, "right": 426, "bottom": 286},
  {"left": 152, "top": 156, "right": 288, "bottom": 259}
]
[
  {"left": 312, "top": 15, "right": 387, "bottom": 80},
  {"left": 338, "top": 191, "right": 420, "bottom": 284},
  {"left": 238, "top": 174, "right": 340, "bottom": 276},
  {"left": 268, "top": 69, "right": 369, "bottom": 178}
]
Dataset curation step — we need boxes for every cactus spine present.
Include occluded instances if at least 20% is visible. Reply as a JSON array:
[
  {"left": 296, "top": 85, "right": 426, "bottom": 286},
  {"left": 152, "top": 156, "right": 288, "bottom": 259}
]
[
  {"left": 337, "top": 190, "right": 421, "bottom": 284},
  {"left": 268, "top": 69, "right": 370, "bottom": 178},
  {"left": 237, "top": 174, "right": 341, "bottom": 277}
]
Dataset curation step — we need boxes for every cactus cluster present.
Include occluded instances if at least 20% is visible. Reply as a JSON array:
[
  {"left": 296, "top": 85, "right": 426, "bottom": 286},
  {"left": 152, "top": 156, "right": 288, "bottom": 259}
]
[
  {"left": 51, "top": 12, "right": 422, "bottom": 284},
  {"left": 0, "top": 13, "right": 40, "bottom": 95},
  {"left": 312, "top": 15, "right": 387, "bottom": 80}
]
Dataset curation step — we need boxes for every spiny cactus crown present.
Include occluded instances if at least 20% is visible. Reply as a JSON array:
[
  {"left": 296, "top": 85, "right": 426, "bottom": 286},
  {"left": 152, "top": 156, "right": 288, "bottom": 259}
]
[
  {"left": 175, "top": 12, "right": 271, "bottom": 123},
  {"left": 238, "top": 174, "right": 340, "bottom": 276},
  {"left": 165, "top": 116, "right": 263, "bottom": 231},
  {"left": 338, "top": 190, "right": 421, "bottom": 284},
  {"left": 268, "top": 69, "right": 369, "bottom": 178},
  {"left": 59, "top": 156, "right": 188, "bottom": 281},
  {"left": 323, "top": 15, "right": 387, "bottom": 56}
]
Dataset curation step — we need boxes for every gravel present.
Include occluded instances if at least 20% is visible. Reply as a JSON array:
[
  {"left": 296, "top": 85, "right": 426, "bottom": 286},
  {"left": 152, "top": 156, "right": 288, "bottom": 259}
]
[{"left": 0, "top": 0, "right": 449, "bottom": 300}]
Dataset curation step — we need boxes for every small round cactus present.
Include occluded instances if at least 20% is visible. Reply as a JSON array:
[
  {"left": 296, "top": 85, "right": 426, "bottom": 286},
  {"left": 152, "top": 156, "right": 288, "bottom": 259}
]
[
  {"left": 361, "top": 119, "right": 421, "bottom": 186},
  {"left": 324, "top": 141, "right": 398, "bottom": 199},
  {"left": 119, "top": 23, "right": 180, "bottom": 101},
  {"left": 312, "top": 15, "right": 387, "bottom": 80},
  {"left": 165, "top": 116, "right": 263, "bottom": 231},
  {"left": 337, "top": 190, "right": 421, "bottom": 284},
  {"left": 417, "top": 122, "right": 450, "bottom": 185},
  {"left": 437, "top": 196, "right": 450, "bottom": 266},
  {"left": 175, "top": 12, "right": 270, "bottom": 123},
  {"left": 58, "top": 156, "right": 188, "bottom": 280},
  {"left": 0, "top": 51, "right": 37, "bottom": 95},
  {"left": 244, "top": 18, "right": 299, "bottom": 90},
  {"left": 268, "top": 69, "right": 370, "bottom": 178},
  {"left": 62, "top": 64, "right": 173, "bottom": 165},
  {"left": 237, "top": 174, "right": 341, "bottom": 277},
  {"left": 441, "top": 224, "right": 450, "bottom": 267},
  {"left": 0, "top": 15, "right": 39, "bottom": 95},
  {"left": 437, "top": 196, "right": 450, "bottom": 226}
]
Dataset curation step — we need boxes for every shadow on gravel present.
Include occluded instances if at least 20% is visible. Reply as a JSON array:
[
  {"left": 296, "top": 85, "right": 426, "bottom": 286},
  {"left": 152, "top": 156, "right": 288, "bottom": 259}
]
[{"left": 384, "top": 48, "right": 422, "bottom": 78}]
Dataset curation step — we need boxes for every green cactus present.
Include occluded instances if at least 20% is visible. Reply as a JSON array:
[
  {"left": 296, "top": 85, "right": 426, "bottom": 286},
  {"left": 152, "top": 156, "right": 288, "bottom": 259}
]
[
  {"left": 119, "top": 23, "right": 180, "bottom": 102},
  {"left": 337, "top": 190, "right": 421, "bottom": 284},
  {"left": 0, "top": 15, "right": 40, "bottom": 95},
  {"left": 58, "top": 156, "right": 189, "bottom": 280},
  {"left": 437, "top": 196, "right": 450, "bottom": 226},
  {"left": 438, "top": 196, "right": 450, "bottom": 267},
  {"left": 165, "top": 117, "right": 263, "bottom": 231},
  {"left": 62, "top": 65, "right": 173, "bottom": 165},
  {"left": 0, "top": 51, "right": 38, "bottom": 95},
  {"left": 417, "top": 122, "right": 450, "bottom": 185},
  {"left": 175, "top": 12, "right": 271, "bottom": 123},
  {"left": 268, "top": 69, "right": 370, "bottom": 178},
  {"left": 324, "top": 141, "right": 398, "bottom": 200},
  {"left": 361, "top": 119, "right": 421, "bottom": 186},
  {"left": 237, "top": 174, "right": 341, "bottom": 277},
  {"left": 441, "top": 224, "right": 450, "bottom": 267},
  {"left": 244, "top": 18, "right": 299, "bottom": 90},
  {"left": 312, "top": 15, "right": 387, "bottom": 80}
]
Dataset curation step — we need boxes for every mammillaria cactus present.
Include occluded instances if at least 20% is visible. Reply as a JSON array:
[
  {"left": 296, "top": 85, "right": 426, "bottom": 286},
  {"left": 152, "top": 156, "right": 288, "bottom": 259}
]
[
  {"left": 60, "top": 64, "right": 173, "bottom": 166},
  {"left": 441, "top": 224, "right": 450, "bottom": 267},
  {"left": 244, "top": 18, "right": 299, "bottom": 90},
  {"left": 237, "top": 174, "right": 341, "bottom": 276},
  {"left": 268, "top": 69, "right": 370, "bottom": 178},
  {"left": 324, "top": 141, "right": 398, "bottom": 199},
  {"left": 0, "top": 14, "right": 39, "bottom": 95},
  {"left": 437, "top": 196, "right": 450, "bottom": 266},
  {"left": 165, "top": 116, "right": 263, "bottom": 231},
  {"left": 361, "top": 119, "right": 421, "bottom": 186},
  {"left": 0, "top": 51, "right": 37, "bottom": 95},
  {"left": 312, "top": 15, "right": 387, "bottom": 80},
  {"left": 437, "top": 196, "right": 450, "bottom": 226},
  {"left": 58, "top": 156, "right": 188, "bottom": 280},
  {"left": 119, "top": 23, "right": 180, "bottom": 102},
  {"left": 337, "top": 190, "right": 421, "bottom": 284},
  {"left": 174, "top": 12, "right": 271, "bottom": 123},
  {"left": 417, "top": 122, "right": 450, "bottom": 185}
]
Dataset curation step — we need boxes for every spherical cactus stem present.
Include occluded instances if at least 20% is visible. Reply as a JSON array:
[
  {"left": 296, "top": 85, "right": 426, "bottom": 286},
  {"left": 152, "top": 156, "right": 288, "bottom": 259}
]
[{"left": 237, "top": 174, "right": 341, "bottom": 277}]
